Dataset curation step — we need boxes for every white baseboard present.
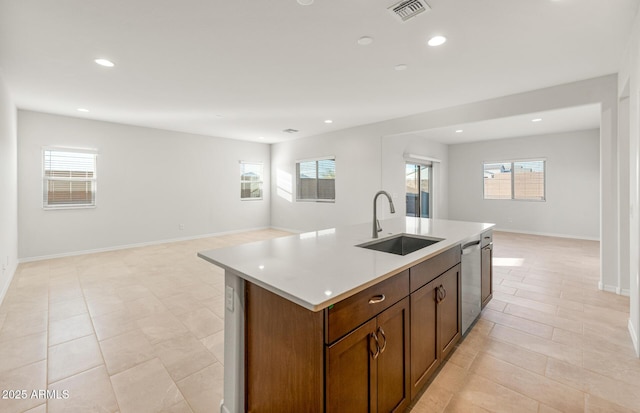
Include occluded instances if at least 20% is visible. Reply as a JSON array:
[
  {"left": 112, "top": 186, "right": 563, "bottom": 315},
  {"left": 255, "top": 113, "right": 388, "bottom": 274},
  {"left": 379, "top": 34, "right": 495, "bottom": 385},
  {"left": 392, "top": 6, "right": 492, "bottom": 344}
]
[
  {"left": 598, "top": 281, "right": 630, "bottom": 296},
  {"left": 493, "top": 227, "right": 599, "bottom": 241},
  {"left": 629, "top": 319, "right": 639, "bottom": 358},
  {"left": 0, "top": 262, "right": 18, "bottom": 308},
  {"left": 18, "top": 226, "right": 273, "bottom": 263},
  {"left": 269, "top": 225, "right": 302, "bottom": 234}
]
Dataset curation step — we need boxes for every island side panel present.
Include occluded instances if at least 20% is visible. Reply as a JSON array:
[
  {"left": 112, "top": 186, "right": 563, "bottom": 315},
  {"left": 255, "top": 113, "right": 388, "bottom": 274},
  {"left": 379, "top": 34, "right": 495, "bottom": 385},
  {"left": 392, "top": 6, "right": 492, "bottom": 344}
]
[
  {"left": 222, "top": 270, "right": 246, "bottom": 413},
  {"left": 245, "top": 281, "right": 325, "bottom": 412}
]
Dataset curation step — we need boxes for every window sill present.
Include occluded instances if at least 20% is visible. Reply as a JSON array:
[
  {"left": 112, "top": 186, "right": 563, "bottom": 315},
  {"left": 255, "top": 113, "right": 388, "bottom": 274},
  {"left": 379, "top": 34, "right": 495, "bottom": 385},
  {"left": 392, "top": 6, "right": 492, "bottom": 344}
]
[{"left": 43, "top": 205, "right": 97, "bottom": 210}]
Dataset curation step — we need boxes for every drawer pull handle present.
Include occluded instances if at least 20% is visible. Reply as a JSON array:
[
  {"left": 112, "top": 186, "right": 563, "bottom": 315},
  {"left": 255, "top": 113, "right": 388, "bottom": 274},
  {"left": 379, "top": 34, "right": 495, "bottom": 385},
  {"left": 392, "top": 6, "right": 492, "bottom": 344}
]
[
  {"left": 377, "top": 327, "right": 387, "bottom": 354},
  {"left": 370, "top": 331, "right": 380, "bottom": 359},
  {"left": 368, "top": 294, "right": 386, "bottom": 304}
]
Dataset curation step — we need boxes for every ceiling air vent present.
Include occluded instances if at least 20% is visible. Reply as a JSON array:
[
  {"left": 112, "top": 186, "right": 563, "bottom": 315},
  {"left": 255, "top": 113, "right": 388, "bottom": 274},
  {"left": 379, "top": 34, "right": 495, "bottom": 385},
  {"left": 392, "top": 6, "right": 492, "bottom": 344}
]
[
  {"left": 388, "top": 0, "right": 430, "bottom": 22},
  {"left": 283, "top": 128, "right": 299, "bottom": 133}
]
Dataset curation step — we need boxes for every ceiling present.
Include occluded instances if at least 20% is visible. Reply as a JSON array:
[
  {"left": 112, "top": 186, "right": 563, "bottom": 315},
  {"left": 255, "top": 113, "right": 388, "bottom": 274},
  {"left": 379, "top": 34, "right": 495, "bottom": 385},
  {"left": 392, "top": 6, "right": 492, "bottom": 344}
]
[
  {"left": 0, "top": 0, "right": 638, "bottom": 143},
  {"left": 402, "top": 104, "right": 602, "bottom": 144}
]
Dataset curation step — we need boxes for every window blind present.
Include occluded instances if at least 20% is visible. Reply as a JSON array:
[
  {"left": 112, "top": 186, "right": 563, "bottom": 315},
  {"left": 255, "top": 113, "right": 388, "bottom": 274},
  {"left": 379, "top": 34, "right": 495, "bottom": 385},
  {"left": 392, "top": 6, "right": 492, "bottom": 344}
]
[
  {"left": 43, "top": 148, "right": 97, "bottom": 208},
  {"left": 296, "top": 158, "right": 335, "bottom": 201}
]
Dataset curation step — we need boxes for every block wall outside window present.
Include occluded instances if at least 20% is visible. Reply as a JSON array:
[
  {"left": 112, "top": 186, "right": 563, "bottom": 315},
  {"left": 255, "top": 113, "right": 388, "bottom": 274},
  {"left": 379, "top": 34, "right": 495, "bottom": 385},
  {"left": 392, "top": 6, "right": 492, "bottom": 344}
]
[{"left": 483, "top": 160, "right": 545, "bottom": 201}]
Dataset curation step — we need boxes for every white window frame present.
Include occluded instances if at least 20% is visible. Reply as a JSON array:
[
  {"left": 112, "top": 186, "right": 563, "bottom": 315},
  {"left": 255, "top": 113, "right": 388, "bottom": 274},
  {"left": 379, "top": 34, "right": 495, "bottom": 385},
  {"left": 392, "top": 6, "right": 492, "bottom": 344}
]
[
  {"left": 240, "top": 161, "right": 264, "bottom": 201},
  {"left": 295, "top": 156, "right": 336, "bottom": 203},
  {"left": 42, "top": 147, "right": 98, "bottom": 210},
  {"left": 483, "top": 158, "right": 546, "bottom": 201}
]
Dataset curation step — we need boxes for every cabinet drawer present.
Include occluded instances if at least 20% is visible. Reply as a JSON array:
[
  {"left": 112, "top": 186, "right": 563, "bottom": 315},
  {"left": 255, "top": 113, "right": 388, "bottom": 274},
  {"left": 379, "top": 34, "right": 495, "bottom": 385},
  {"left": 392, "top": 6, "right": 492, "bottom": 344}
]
[
  {"left": 410, "top": 245, "right": 461, "bottom": 292},
  {"left": 325, "top": 270, "right": 409, "bottom": 344}
]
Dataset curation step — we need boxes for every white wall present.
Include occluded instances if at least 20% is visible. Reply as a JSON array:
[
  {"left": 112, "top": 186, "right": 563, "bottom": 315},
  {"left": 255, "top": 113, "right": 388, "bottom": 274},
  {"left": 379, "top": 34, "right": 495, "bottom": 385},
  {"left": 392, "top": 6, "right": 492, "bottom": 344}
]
[
  {"left": 0, "top": 74, "right": 18, "bottom": 305},
  {"left": 619, "top": 7, "right": 640, "bottom": 356},
  {"left": 18, "top": 111, "right": 271, "bottom": 260},
  {"left": 381, "top": 135, "right": 449, "bottom": 219},
  {"left": 271, "top": 76, "right": 618, "bottom": 296},
  {"left": 270, "top": 126, "right": 382, "bottom": 232},
  {"left": 448, "top": 130, "right": 600, "bottom": 239}
]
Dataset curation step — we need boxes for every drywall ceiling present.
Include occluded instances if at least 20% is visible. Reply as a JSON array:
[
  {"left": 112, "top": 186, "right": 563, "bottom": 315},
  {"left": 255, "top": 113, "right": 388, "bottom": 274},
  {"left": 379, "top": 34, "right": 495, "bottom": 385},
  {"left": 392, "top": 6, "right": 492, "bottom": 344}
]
[
  {"left": 403, "top": 104, "right": 602, "bottom": 144},
  {"left": 0, "top": 0, "right": 637, "bottom": 143}
]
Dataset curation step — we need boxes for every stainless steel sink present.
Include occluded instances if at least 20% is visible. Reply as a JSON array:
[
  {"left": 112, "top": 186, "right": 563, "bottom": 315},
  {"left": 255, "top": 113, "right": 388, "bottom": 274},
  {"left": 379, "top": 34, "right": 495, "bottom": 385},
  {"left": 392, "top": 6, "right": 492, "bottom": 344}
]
[{"left": 357, "top": 234, "right": 443, "bottom": 256}]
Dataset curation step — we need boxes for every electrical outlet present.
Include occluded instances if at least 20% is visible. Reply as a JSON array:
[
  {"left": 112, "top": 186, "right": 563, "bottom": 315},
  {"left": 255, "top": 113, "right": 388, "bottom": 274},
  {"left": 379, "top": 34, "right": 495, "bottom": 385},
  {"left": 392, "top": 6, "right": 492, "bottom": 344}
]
[
  {"left": 178, "top": 224, "right": 185, "bottom": 231},
  {"left": 225, "top": 285, "right": 234, "bottom": 312}
]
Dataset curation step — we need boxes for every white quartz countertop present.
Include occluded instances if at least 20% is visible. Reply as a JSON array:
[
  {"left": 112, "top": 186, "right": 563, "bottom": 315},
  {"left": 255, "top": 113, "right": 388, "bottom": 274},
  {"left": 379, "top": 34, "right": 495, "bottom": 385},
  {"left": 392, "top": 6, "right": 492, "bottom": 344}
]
[{"left": 198, "top": 217, "right": 494, "bottom": 312}]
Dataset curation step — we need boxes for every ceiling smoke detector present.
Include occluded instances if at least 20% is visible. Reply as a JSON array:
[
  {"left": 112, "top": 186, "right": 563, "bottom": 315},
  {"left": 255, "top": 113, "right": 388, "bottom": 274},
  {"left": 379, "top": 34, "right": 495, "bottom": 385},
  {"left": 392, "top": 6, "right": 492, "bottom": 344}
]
[
  {"left": 283, "top": 128, "right": 299, "bottom": 133},
  {"left": 388, "top": 0, "right": 430, "bottom": 22}
]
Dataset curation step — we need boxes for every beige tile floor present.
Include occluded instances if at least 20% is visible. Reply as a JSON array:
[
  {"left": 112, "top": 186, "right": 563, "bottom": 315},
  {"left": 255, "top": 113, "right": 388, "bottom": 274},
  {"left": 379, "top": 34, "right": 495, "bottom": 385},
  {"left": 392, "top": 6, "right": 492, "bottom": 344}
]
[{"left": 0, "top": 229, "right": 638, "bottom": 412}]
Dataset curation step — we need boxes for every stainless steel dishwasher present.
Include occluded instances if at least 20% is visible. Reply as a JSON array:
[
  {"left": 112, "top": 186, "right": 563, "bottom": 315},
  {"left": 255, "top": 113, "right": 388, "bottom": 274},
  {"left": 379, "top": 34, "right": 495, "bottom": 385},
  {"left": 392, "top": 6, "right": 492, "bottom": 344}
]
[{"left": 461, "top": 235, "right": 482, "bottom": 335}]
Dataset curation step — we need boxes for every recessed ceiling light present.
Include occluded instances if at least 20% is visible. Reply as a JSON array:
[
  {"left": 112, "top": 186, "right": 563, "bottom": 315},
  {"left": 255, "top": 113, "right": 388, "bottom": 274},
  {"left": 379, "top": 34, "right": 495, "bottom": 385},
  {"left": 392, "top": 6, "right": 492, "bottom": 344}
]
[
  {"left": 394, "top": 64, "right": 408, "bottom": 71},
  {"left": 427, "top": 36, "right": 447, "bottom": 47},
  {"left": 258, "top": 136, "right": 265, "bottom": 140},
  {"left": 455, "top": 129, "right": 463, "bottom": 133},
  {"left": 357, "top": 36, "right": 374, "bottom": 46},
  {"left": 297, "top": 0, "right": 313, "bottom": 4},
  {"left": 77, "top": 108, "right": 89, "bottom": 113},
  {"left": 324, "top": 119, "right": 333, "bottom": 124},
  {"left": 531, "top": 118, "right": 543, "bottom": 122},
  {"left": 94, "top": 58, "right": 115, "bottom": 67}
]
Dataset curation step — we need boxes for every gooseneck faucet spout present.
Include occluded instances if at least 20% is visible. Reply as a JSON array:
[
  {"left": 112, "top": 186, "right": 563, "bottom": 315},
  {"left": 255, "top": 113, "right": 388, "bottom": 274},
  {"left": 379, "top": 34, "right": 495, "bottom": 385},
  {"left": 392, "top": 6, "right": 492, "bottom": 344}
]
[{"left": 372, "top": 190, "right": 396, "bottom": 238}]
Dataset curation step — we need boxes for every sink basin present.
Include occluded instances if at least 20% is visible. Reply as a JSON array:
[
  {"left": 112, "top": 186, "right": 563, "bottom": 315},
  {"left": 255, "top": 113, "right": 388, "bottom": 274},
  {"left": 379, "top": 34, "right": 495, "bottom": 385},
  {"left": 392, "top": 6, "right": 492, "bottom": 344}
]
[{"left": 357, "top": 234, "right": 443, "bottom": 256}]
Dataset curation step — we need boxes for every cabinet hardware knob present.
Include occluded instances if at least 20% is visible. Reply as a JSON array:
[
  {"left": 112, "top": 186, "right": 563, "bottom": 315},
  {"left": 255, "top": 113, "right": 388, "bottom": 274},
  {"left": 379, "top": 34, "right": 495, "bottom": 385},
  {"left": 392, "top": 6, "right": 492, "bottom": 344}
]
[
  {"left": 368, "top": 294, "right": 386, "bottom": 304},
  {"left": 370, "top": 332, "right": 380, "bottom": 359},
  {"left": 436, "top": 285, "right": 446, "bottom": 302},
  {"left": 377, "top": 327, "right": 387, "bottom": 354}
]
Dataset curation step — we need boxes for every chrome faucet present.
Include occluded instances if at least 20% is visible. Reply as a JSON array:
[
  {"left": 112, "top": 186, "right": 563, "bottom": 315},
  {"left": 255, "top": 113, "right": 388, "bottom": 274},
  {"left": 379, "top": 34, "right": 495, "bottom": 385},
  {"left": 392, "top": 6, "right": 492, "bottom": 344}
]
[{"left": 372, "top": 190, "right": 396, "bottom": 238}]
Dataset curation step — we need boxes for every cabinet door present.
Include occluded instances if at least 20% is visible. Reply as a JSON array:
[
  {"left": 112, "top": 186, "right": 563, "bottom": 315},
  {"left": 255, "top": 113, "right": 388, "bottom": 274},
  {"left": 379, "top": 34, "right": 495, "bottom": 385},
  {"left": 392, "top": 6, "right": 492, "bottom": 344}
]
[
  {"left": 326, "top": 318, "right": 378, "bottom": 413},
  {"left": 409, "top": 278, "right": 439, "bottom": 399},
  {"left": 376, "top": 298, "right": 410, "bottom": 413},
  {"left": 481, "top": 244, "right": 493, "bottom": 308},
  {"left": 438, "top": 264, "right": 461, "bottom": 360}
]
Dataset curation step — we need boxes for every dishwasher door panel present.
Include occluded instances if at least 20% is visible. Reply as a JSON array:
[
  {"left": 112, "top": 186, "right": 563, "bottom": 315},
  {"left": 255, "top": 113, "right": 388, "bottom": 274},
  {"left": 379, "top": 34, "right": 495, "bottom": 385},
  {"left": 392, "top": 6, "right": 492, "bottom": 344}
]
[{"left": 461, "top": 239, "right": 481, "bottom": 335}]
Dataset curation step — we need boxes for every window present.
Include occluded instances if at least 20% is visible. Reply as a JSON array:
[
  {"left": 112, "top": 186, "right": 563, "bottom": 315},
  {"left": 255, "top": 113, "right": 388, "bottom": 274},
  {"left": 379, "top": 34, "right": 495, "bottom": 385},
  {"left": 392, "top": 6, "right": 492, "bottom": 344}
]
[
  {"left": 43, "top": 148, "right": 97, "bottom": 209},
  {"left": 483, "top": 159, "right": 545, "bottom": 201},
  {"left": 240, "top": 162, "right": 263, "bottom": 200},
  {"left": 296, "top": 157, "right": 335, "bottom": 202}
]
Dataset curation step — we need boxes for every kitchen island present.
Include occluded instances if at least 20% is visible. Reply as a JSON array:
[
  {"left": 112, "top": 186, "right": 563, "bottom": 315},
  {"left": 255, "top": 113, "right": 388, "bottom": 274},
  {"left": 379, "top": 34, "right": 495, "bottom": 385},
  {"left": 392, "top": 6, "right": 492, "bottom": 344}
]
[{"left": 198, "top": 217, "right": 494, "bottom": 413}]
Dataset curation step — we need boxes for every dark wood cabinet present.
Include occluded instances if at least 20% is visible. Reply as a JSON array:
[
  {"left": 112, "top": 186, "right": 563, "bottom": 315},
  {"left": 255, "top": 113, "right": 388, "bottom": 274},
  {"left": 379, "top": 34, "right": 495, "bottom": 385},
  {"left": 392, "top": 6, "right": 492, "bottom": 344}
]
[
  {"left": 243, "top": 241, "right": 476, "bottom": 412},
  {"left": 326, "top": 297, "right": 410, "bottom": 413},
  {"left": 481, "top": 243, "right": 493, "bottom": 308},
  {"left": 326, "top": 318, "right": 377, "bottom": 413},
  {"left": 409, "top": 264, "right": 461, "bottom": 399},
  {"left": 438, "top": 264, "right": 462, "bottom": 359},
  {"left": 409, "top": 277, "right": 438, "bottom": 399},
  {"left": 245, "top": 283, "right": 325, "bottom": 412}
]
